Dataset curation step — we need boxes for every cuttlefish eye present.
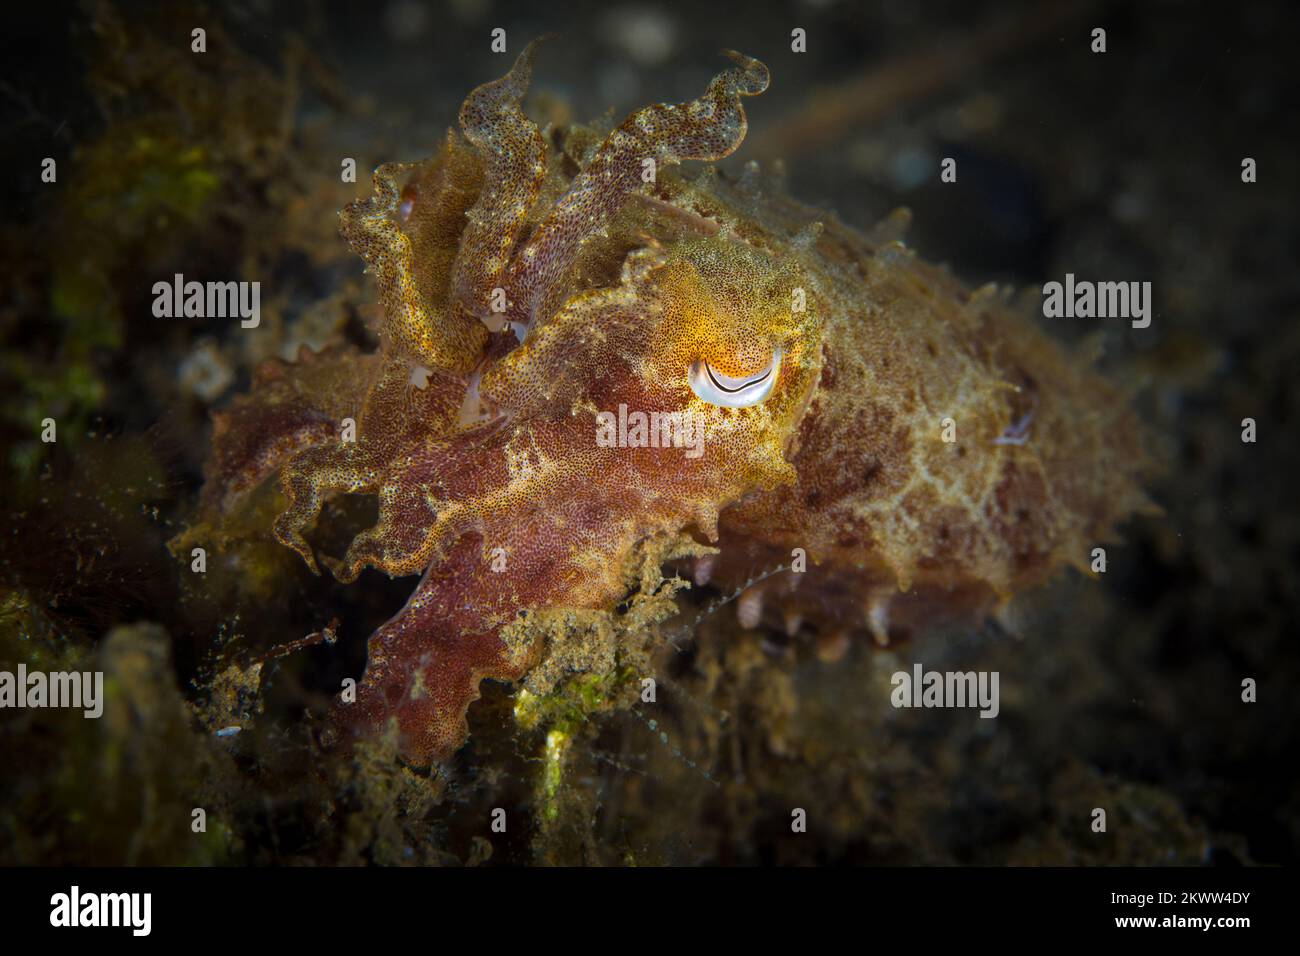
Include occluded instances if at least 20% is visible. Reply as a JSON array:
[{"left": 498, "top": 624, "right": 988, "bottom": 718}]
[{"left": 688, "top": 345, "right": 783, "bottom": 408}]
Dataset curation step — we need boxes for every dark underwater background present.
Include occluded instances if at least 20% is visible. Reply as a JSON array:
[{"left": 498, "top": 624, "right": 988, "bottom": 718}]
[{"left": 0, "top": 0, "right": 1296, "bottom": 865}]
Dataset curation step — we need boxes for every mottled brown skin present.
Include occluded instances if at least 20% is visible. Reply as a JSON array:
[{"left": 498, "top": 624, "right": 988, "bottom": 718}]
[
  {"left": 192, "top": 43, "right": 1152, "bottom": 764},
  {"left": 708, "top": 200, "right": 1153, "bottom": 643}
]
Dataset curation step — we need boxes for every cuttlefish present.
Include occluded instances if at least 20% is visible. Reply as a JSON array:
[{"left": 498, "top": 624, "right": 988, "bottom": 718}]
[{"left": 192, "top": 42, "right": 1152, "bottom": 763}]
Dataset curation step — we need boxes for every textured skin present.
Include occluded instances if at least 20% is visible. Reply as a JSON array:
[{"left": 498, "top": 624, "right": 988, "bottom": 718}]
[{"left": 195, "top": 44, "right": 1152, "bottom": 764}]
